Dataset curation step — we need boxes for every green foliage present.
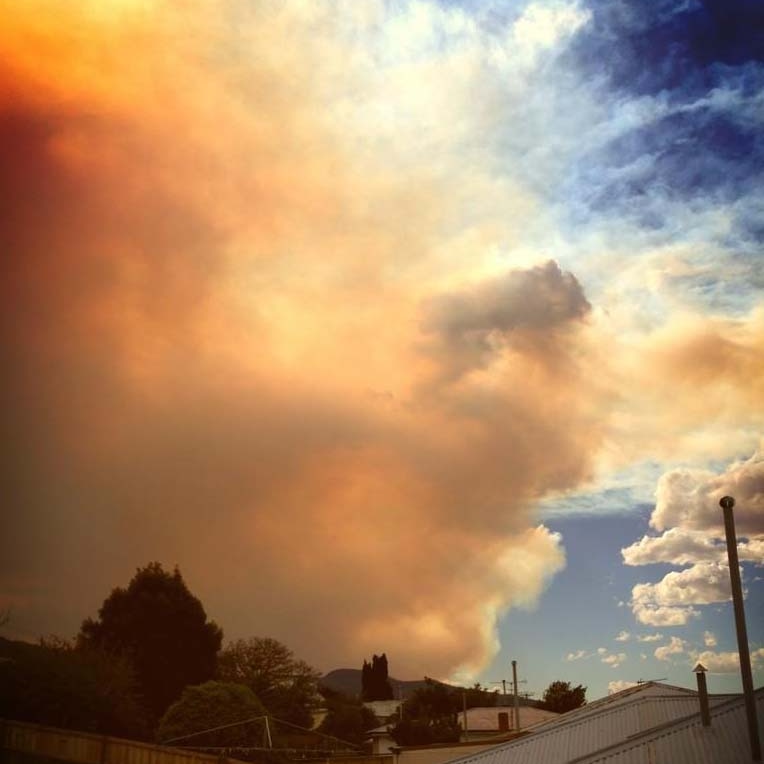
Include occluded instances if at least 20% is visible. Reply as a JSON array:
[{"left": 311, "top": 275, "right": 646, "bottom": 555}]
[
  {"left": 156, "top": 681, "right": 266, "bottom": 746},
  {"left": 462, "top": 683, "right": 498, "bottom": 709},
  {"left": 539, "top": 680, "right": 586, "bottom": 713},
  {"left": 0, "top": 636, "right": 148, "bottom": 738},
  {"left": 388, "top": 679, "right": 499, "bottom": 746},
  {"left": 78, "top": 562, "right": 223, "bottom": 724},
  {"left": 389, "top": 717, "right": 461, "bottom": 746},
  {"left": 361, "top": 653, "right": 393, "bottom": 701},
  {"left": 217, "top": 637, "right": 320, "bottom": 728},
  {"left": 389, "top": 679, "right": 460, "bottom": 746},
  {"left": 403, "top": 679, "right": 454, "bottom": 719},
  {"left": 318, "top": 703, "right": 378, "bottom": 747}
]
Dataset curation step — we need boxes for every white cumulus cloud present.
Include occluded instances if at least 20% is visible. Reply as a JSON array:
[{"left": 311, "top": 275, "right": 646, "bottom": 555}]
[
  {"left": 655, "top": 636, "right": 686, "bottom": 661},
  {"left": 692, "top": 647, "right": 764, "bottom": 674},
  {"left": 602, "top": 652, "right": 627, "bottom": 668},
  {"left": 624, "top": 451, "right": 764, "bottom": 632}
]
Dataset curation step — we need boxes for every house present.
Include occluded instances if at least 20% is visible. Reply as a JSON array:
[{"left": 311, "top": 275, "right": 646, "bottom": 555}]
[
  {"left": 365, "top": 700, "right": 404, "bottom": 723},
  {"left": 367, "top": 723, "right": 397, "bottom": 755},
  {"left": 458, "top": 706, "right": 559, "bottom": 740},
  {"left": 364, "top": 700, "right": 403, "bottom": 755},
  {"left": 430, "top": 681, "right": 764, "bottom": 764}
]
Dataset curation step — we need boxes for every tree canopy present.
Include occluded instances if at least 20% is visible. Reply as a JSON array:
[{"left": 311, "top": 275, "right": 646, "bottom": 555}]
[
  {"left": 388, "top": 679, "right": 499, "bottom": 746},
  {"left": 361, "top": 653, "right": 393, "bottom": 701},
  {"left": 156, "top": 681, "right": 266, "bottom": 747},
  {"left": 538, "top": 680, "right": 586, "bottom": 713},
  {"left": 78, "top": 562, "right": 223, "bottom": 723},
  {"left": 0, "top": 636, "right": 147, "bottom": 738},
  {"left": 389, "top": 679, "right": 460, "bottom": 746},
  {"left": 317, "top": 687, "right": 378, "bottom": 747},
  {"left": 217, "top": 637, "right": 320, "bottom": 728}
]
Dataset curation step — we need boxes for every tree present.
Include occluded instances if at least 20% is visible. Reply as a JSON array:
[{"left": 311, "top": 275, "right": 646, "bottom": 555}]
[
  {"left": 361, "top": 653, "right": 393, "bottom": 701},
  {"left": 217, "top": 637, "right": 320, "bottom": 728},
  {"left": 0, "top": 636, "right": 148, "bottom": 738},
  {"left": 156, "top": 681, "right": 266, "bottom": 747},
  {"left": 538, "top": 680, "right": 586, "bottom": 713},
  {"left": 463, "top": 683, "right": 498, "bottom": 709},
  {"left": 318, "top": 685, "right": 378, "bottom": 747},
  {"left": 78, "top": 562, "right": 223, "bottom": 724},
  {"left": 388, "top": 679, "right": 460, "bottom": 746}
]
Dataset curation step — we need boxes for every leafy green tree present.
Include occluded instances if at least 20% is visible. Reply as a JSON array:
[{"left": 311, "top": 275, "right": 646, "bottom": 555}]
[
  {"left": 389, "top": 679, "right": 460, "bottom": 746},
  {"left": 78, "top": 562, "right": 223, "bottom": 723},
  {"left": 156, "top": 681, "right": 266, "bottom": 747},
  {"left": 318, "top": 704, "right": 378, "bottom": 747},
  {"left": 0, "top": 636, "right": 148, "bottom": 738},
  {"left": 217, "top": 637, "right": 320, "bottom": 728},
  {"left": 463, "top": 683, "right": 498, "bottom": 708},
  {"left": 389, "top": 717, "right": 461, "bottom": 746},
  {"left": 317, "top": 685, "right": 378, "bottom": 747},
  {"left": 538, "top": 680, "right": 586, "bottom": 713},
  {"left": 361, "top": 653, "right": 393, "bottom": 701},
  {"left": 402, "top": 679, "right": 454, "bottom": 718}
]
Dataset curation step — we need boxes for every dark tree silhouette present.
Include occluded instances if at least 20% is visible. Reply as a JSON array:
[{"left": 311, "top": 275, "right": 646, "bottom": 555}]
[
  {"left": 388, "top": 679, "right": 498, "bottom": 746},
  {"left": 217, "top": 637, "right": 320, "bottom": 728},
  {"left": 538, "top": 680, "right": 586, "bottom": 713},
  {"left": 389, "top": 679, "right": 460, "bottom": 745},
  {"left": 361, "top": 653, "right": 393, "bottom": 701},
  {"left": 318, "top": 686, "right": 378, "bottom": 747},
  {"left": 78, "top": 562, "right": 222, "bottom": 724},
  {"left": 156, "top": 681, "right": 266, "bottom": 746},
  {"left": 0, "top": 636, "right": 147, "bottom": 738}
]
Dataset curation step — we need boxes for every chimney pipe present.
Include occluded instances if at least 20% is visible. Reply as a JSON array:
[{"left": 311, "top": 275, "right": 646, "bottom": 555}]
[{"left": 693, "top": 663, "right": 710, "bottom": 727}]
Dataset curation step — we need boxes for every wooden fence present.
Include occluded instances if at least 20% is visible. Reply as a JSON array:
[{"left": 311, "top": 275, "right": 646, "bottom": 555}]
[
  {"left": 0, "top": 720, "right": 244, "bottom": 764},
  {"left": 0, "top": 721, "right": 392, "bottom": 764}
]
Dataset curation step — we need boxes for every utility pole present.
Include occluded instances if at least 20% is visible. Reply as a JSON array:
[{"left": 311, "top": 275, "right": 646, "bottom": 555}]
[
  {"left": 491, "top": 680, "right": 508, "bottom": 698},
  {"left": 720, "top": 496, "right": 761, "bottom": 762},
  {"left": 511, "top": 660, "right": 520, "bottom": 731}
]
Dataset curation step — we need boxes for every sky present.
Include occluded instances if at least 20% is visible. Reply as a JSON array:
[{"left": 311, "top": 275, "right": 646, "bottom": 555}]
[{"left": 1, "top": 0, "right": 763, "bottom": 702}]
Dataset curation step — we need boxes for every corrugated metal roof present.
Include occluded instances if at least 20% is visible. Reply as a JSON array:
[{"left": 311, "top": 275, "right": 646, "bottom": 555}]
[
  {"left": 571, "top": 687, "right": 764, "bottom": 764},
  {"left": 442, "top": 682, "right": 744, "bottom": 764},
  {"left": 524, "top": 682, "right": 696, "bottom": 733}
]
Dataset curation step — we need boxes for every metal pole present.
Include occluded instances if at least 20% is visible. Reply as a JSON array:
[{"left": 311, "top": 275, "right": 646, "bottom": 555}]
[
  {"left": 720, "top": 496, "right": 761, "bottom": 762},
  {"left": 512, "top": 660, "right": 520, "bottom": 731},
  {"left": 265, "top": 716, "right": 273, "bottom": 749},
  {"left": 462, "top": 691, "right": 468, "bottom": 739}
]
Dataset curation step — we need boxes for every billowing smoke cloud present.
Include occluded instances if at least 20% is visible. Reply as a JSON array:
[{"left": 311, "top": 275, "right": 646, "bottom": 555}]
[
  {"left": 0, "top": 0, "right": 600, "bottom": 678},
  {"left": 421, "top": 260, "right": 590, "bottom": 379},
  {"left": 3, "top": 0, "right": 762, "bottom": 682}
]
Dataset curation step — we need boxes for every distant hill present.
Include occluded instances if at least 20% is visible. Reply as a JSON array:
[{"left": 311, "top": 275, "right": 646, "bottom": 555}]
[
  {"left": 320, "top": 668, "right": 541, "bottom": 707},
  {"left": 320, "top": 668, "right": 438, "bottom": 700}
]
